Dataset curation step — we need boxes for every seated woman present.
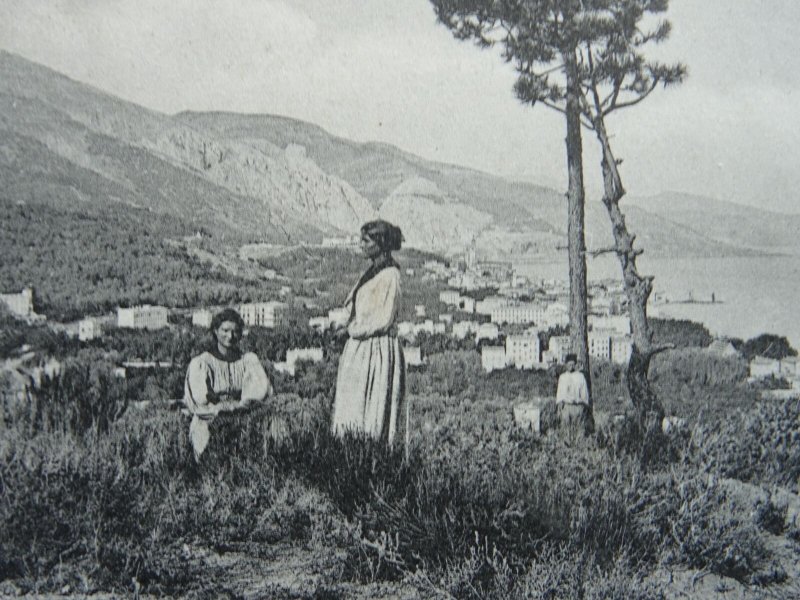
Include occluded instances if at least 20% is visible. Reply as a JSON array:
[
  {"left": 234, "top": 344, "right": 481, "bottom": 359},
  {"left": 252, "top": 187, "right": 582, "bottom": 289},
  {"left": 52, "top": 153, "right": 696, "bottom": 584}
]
[
  {"left": 331, "top": 220, "right": 408, "bottom": 451},
  {"left": 184, "top": 308, "right": 272, "bottom": 460}
]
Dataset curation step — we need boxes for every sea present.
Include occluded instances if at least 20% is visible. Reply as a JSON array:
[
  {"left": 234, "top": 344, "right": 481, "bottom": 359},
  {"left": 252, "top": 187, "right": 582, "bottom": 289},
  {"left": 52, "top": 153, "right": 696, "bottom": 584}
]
[{"left": 517, "top": 254, "right": 800, "bottom": 349}]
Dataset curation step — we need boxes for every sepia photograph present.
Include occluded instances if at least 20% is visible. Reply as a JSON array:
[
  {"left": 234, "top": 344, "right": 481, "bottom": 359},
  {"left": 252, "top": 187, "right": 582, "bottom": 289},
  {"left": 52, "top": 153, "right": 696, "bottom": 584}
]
[{"left": 1, "top": 1, "right": 799, "bottom": 598}]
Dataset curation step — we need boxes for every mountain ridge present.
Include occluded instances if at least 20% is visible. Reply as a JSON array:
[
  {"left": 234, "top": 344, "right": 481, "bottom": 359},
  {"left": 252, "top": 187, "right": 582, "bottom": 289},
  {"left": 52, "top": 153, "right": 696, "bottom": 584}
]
[{"left": 1, "top": 50, "right": 789, "bottom": 260}]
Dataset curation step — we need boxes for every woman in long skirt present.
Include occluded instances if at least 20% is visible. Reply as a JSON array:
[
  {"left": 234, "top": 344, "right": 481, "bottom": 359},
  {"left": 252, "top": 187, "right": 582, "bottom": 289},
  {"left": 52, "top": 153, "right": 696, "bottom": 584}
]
[{"left": 332, "top": 220, "right": 408, "bottom": 450}]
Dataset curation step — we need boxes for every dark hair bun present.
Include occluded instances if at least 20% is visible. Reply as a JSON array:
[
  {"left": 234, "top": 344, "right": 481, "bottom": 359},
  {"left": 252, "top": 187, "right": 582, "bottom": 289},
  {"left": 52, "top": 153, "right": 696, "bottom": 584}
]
[{"left": 361, "top": 220, "right": 403, "bottom": 252}]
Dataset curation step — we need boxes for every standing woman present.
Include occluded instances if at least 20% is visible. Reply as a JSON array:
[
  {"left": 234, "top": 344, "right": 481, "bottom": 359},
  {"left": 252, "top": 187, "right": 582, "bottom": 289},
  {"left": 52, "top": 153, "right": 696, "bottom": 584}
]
[
  {"left": 332, "top": 220, "right": 408, "bottom": 450},
  {"left": 184, "top": 308, "right": 273, "bottom": 460}
]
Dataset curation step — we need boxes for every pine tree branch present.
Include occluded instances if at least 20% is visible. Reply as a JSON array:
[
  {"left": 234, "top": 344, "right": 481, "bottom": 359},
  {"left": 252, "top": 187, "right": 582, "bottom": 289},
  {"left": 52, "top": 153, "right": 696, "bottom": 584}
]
[
  {"left": 587, "top": 246, "right": 617, "bottom": 257},
  {"left": 605, "top": 78, "right": 660, "bottom": 114},
  {"left": 588, "top": 246, "right": 643, "bottom": 258},
  {"left": 650, "top": 343, "right": 675, "bottom": 358}
]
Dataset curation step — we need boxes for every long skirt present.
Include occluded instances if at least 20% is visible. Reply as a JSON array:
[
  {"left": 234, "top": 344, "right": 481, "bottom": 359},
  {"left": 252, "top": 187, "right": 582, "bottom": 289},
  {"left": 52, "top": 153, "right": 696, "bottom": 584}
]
[{"left": 332, "top": 334, "right": 408, "bottom": 448}]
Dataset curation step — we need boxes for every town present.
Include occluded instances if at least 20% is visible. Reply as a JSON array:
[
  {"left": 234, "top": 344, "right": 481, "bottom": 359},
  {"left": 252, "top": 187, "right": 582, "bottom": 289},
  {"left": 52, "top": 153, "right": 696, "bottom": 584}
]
[{"left": 3, "top": 245, "right": 797, "bottom": 392}]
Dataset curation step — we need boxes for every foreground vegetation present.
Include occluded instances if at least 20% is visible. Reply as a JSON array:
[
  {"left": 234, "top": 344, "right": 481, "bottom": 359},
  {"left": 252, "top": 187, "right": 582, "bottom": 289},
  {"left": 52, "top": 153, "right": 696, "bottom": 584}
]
[{"left": 3, "top": 340, "right": 800, "bottom": 598}]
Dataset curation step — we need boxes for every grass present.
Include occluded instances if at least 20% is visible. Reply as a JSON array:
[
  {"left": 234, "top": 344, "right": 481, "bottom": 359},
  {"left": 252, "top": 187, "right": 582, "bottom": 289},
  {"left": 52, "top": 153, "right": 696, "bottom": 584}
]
[{"left": 3, "top": 386, "right": 799, "bottom": 598}]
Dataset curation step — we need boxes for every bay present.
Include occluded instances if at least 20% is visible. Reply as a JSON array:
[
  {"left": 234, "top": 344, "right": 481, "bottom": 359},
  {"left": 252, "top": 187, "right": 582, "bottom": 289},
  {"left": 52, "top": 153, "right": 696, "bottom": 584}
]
[{"left": 517, "top": 254, "right": 800, "bottom": 349}]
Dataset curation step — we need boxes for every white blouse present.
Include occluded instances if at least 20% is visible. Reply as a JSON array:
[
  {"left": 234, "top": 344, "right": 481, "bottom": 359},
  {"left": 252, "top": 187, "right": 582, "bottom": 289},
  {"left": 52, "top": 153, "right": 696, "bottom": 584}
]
[
  {"left": 184, "top": 351, "right": 272, "bottom": 411},
  {"left": 346, "top": 267, "right": 401, "bottom": 339}
]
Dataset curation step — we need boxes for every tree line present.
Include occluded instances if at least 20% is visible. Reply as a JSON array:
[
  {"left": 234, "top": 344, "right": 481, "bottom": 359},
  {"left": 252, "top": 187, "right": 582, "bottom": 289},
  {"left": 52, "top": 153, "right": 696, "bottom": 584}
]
[{"left": 0, "top": 202, "right": 280, "bottom": 322}]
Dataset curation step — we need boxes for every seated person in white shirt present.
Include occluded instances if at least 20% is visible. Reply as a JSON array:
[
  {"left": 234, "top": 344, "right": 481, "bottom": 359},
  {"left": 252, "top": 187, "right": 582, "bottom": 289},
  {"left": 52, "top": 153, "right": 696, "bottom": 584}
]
[
  {"left": 555, "top": 353, "right": 592, "bottom": 433},
  {"left": 184, "top": 308, "right": 273, "bottom": 461}
]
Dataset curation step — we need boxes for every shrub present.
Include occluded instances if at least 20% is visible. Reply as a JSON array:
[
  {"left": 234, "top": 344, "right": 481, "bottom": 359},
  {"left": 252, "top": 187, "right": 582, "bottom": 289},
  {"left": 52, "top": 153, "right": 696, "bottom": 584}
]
[
  {"left": 628, "top": 472, "right": 771, "bottom": 583},
  {"left": 692, "top": 399, "right": 800, "bottom": 492},
  {"left": 734, "top": 334, "right": 797, "bottom": 361},
  {"left": 651, "top": 318, "right": 713, "bottom": 349},
  {"left": 651, "top": 348, "right": 747, "bottom": 388}
]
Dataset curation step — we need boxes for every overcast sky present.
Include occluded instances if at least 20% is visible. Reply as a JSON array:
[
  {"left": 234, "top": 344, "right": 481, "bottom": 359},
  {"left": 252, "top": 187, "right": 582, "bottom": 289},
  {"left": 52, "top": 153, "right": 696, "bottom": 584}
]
[{"left": 2, "top": 0, "right": 799, "bottom": 213}]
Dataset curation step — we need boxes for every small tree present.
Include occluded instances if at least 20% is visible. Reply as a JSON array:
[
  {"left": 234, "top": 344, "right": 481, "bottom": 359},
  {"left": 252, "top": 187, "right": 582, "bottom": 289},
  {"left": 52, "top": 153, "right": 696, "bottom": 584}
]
[{"left": 737, "top": 334, "right": 798, "bottom": 361}]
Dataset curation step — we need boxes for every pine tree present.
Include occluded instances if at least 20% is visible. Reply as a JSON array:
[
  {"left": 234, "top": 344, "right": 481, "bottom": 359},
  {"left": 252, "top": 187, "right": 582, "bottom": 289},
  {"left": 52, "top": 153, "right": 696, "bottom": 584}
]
[
  {"left": 430, "top": 0, "right": 686, "bottom": 427},
  {"left": 432, "top": 0, "right": 593, "bottom": 408}
]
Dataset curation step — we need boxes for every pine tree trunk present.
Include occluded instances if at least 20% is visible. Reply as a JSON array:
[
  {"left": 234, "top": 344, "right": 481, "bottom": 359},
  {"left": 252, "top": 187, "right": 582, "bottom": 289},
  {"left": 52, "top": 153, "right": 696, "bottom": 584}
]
[
  {"left": 591, "top": 114, "right": 665, "bottom": 428},
  {"left": 564, "top": 53, "right": 591, "bottom": 403}
]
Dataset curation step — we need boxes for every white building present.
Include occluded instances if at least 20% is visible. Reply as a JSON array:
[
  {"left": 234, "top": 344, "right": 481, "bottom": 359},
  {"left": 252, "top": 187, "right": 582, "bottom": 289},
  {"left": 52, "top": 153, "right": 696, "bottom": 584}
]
[
  {"left": 491, "top": 303, "right": 545, "bottom": 326},
  {"left": 404, "top": 346, "right": 424, "bottom": 367},
  {"left": 475, "top": 296, "right": 510, "bottom": 316},
  {"left": 439, "top": 313, "right": 453, "bottom": 324},
  {"left": 424, "top": 260, "right": 449, "bottom": 276},
  {"left": 541, "top": 350, "right": 558, "bottom": 365},
  {"left": 506, "top": 334, "right": 541, "bottom": 369},
  {"left": 281, "top": 347, "right": 324, "bottom": 376},
  {"left": 415, "top": 304, "right": 427, "bottom": 318},
  {"left": 780, "top": 357, "right": 800, "bottom": 379},
  {"left": 417, "top": 320, "right": 436, "bottom": 335},
  {"left": 309, "top": 316, "right": 331, "bottom": 331},
  {"left": 548, "top": 335, "right": 572, "bottom": 364},
  {"left": 610, "top": 335, "right": 633, "bottom": 365},
  {"left": 476, "top": 261, "right": 512, "bottom": 280},
  {"left": 78, "top": 317, "right": 103, "bottom": 342},
  {"left": 0, "top": 287, "right": 45, "bottom": 322},
  {"left": 475, "top": 322, "right": 500, "bottom": 342},
  {"left": 0, "top": 287, "right": 34, "bottom": 318},
  {"left": 708, "top": 339, "right": 740, "bottom": 358},
  {"left": 590, "top": 295, "right": 614, "bottom": 315},
  {"left": 750, "top": 356, "right": 781, "bottom": 379},
  {"left": 452, "top": 321, "right": 479, "bottom": 340},
  {"left": 321, "top": 235, "right": 359, "bottom": 248},
  {"left": 398, "top": 321, "right": 415, "bottom": 339},
  {"left": 513, "top": 401, "right": 541, "bottom": 433},
  {"left": 117, "top": 305, "right": 168, "bottom": 330},
  {"left": 192, "top": 309, "right": 213, "bottom": 328},
  {"left": 543, "top": 303, "right": 569, "bottom": 328},
  {"left": 439, "top": 290, "right": 461, "bottom": 305},
  {"left": 458, "top": 274, "right": 479, "bottom": 291},
  {"left": 590, "top": 315, "right": 631, "bottom": 336},
  {"left": 328, "top": 307, "right": 350, "bottom": 328},
  {"left": 465, "top": 244, "right": 477, "bottom": 270},
  {"left": 398, "top": 320, "right": 444, "bottom": 340},
  {"left": 239, "top": 301, "right": 288, "bottom": 328},
  {"left": 588, "top": 331, "right": 612, "bottom": 360},
  {"left": 287, "top": 347, "right": 324, "bottom": 365},
  {"left": 457, "top": 296, "right": 476, "bottom": 313},
  {"left": 508, "top": 271, "right": 526, "bottom": 287},
  {"left": 123, "top": 360, "right": 173, "bottom": 369},
  {"left": 481, "top": 346, "right": 508, "bottom": 372},
  {"left": 497, "top": 285, "right": 534, "bottom": 299}
]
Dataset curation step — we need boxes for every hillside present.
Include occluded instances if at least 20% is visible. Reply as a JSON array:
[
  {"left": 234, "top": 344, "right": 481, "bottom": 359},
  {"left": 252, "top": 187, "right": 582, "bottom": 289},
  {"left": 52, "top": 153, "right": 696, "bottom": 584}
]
[
  {"left": 177, "top": 110, "right": 768, "bottom": 259},
  {"left": 0, "top": 200, "right": 283, "bottom": 321},
  {"left": 0, "top": 50, "right": 783, "bottom": 261},
  {"left": 0, "top": 51, "right": 374, "bottom": 244},
  {"left": 628, "top": 191, "right": 800, "bottom": 252}
]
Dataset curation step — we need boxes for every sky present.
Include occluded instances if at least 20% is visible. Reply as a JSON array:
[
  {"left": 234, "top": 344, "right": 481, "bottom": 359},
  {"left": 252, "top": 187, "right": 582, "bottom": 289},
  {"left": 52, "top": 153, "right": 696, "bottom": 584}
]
[{"left": 1, "top": 0, "right": 799, "bottom": 214}]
